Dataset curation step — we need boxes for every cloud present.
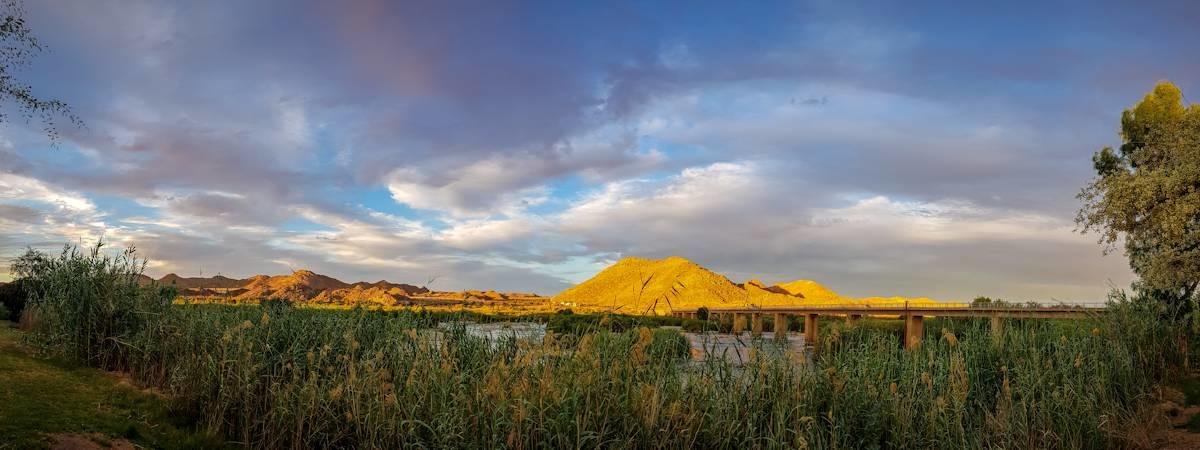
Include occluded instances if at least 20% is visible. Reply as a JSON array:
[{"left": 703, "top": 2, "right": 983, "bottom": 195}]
[
  {"left": 554, "top": 161, "right": 1131, "bottom": 301},
  {"left": 384, "top": 134, "right": 665, "bottom": 217},
  {"left": 5, "top": 0, "right": 1173, "bottom": 298},
  {"left": 0, "top": 172, "right": 96, "bottom": 213}
]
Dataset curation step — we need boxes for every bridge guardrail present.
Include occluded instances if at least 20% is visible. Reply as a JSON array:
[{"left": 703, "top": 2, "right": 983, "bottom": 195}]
[{"left": 673, "top": 301, "right": 1109, "bottom": 313}]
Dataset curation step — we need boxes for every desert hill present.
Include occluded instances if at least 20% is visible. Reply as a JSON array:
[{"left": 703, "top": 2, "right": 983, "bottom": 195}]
[
  {"left": 555, "top": 256, "right": 950, "bottom": 314},
  {"left": 554, "top": 256, "right": 816, "bottom": 315},
  {"left": 351, "top": 280, "right": 430, "bottom": 295},
  {"left": 138, "top": 270, "right": 534, "bottom": 307},
  {"left": 159, "top": 273, "right": 247, "bottom": 289},
  {"left": 741, "top": 279, "right": 793, "bottom": 297},
  {"left": 774, "top": 280, "right": 844, "bottom": 302}
]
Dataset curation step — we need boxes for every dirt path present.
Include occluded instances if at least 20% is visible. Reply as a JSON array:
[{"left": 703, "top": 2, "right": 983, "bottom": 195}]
[{"left": 1144, "top": 381, "right": 1200, "bottom": 449}]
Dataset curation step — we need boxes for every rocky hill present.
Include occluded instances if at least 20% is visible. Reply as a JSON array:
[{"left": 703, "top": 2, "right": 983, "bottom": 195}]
[
  {"left": 159, "top": 273, "right": 247, "bottom": 289},
  {"left": 773, "top": 280, "right": 844, "bottom": 302},
  {"left": 555, "top": 256, "right": 947, "bottom": 314},
  {"left": 554, "top": 256, "right": 813, "bottom": 314},
  {"left": 141, "top": 270, "right": 527, "bottom": 307}
]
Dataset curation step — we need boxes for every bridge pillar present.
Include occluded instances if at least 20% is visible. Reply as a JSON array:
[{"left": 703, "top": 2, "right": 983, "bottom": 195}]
[
  {"left": 847, "top": 314, "right": 862, "bottom": 325},
  {"left": 773, "top": 313, "right": 788, "bottom": 334},
  {"left": 732, "top": 313, "right": 746, "bottom": 334},
  {"left": 751, "top": 312, "right": 763, "bottom": 336},
  {"left": 991, "top": 315, "right": 1004, "bottom": 336},
  {"left": 804, "top": 314, "right": 818, "bottom": 346},
  {"left": 903, "top": 314, "right": 924, "bottom": 350}
]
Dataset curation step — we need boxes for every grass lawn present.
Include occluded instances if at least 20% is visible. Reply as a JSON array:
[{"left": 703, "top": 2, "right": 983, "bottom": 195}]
[{"left": 0, "top": 322, "right": 225, "bottom": 449}]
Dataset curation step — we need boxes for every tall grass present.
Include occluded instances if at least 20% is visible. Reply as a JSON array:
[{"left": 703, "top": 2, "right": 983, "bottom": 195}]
[
  {"left": 14, "top": 243, "right": 1193, "bottom": 448},
  {"left": 13, "top": 243, "right": 175, "bottom": 370}
]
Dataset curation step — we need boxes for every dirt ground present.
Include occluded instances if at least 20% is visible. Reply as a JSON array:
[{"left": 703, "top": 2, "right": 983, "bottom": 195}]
[{"left": 49, "top": 433, "right": 135, "bottom": 450}]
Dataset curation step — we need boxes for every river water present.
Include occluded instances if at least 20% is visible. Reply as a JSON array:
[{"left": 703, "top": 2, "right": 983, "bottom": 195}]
[{"left": 443, "top": 322, "right": 809, "bottom": 365}]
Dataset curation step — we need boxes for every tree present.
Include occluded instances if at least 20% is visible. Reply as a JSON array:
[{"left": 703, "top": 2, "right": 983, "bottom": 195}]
[
  {"left": 0, "top": 0, "right": 80, "bottom": 142},
  {"left": 1077, "top": 81, "right": 1200, "bottom": 309}
]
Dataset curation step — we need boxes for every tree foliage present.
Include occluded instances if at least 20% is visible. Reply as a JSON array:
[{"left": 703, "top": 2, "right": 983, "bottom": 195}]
[
  {"left": 0, "top": 0, "right": 80, "bottom": 142},
  {"left": 1078, "top": 81, "right": 1200, "bottom": 306}
]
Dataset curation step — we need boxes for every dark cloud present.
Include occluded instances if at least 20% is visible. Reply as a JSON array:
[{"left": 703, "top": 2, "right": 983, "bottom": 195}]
[{"left": 0, "top": 204, "right": 43, "bottom": 224}]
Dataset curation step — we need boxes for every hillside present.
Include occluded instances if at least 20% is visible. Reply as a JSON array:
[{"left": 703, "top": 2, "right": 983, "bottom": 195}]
[
  {"left": 159, "top": 273, "right": 247, "bottom": 289},
  {"left": 774, "top": 280, "right": 845, "bottom": 302},
  {"left": 141, "top": 269, "right": 540, "bottom": 307},
  {"left": 350, "top": 280, "right": 430, "bottom": 296},
  {"left": 554, "top": 256, "right": 809, "bottom": 315},
  {"left": 555, "top": 256, "right": 951, "bottom": 314}
]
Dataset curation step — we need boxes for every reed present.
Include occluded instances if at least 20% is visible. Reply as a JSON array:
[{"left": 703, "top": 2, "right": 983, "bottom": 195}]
[{"left": 15, "top": 243, "right": 1192, "bottom": 448}]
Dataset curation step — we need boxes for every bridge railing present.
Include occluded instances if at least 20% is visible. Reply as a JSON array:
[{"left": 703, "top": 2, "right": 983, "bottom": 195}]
[{"left": 674, "top": 301, "right": 1109, "bottom": 313}]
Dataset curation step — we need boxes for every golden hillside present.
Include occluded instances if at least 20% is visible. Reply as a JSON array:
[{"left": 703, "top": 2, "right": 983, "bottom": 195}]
[
  {"left": 773, "top": 280, "right": 845, "bottom": 302},
  {"left": 555, "top": 256, "right": 954, "bottom": 314},
  {"left": 555, "top": 256, "right": 812, "bottom": 315},
  {"left": 168, "top": 269, "right": 543, "bottom": 307}
]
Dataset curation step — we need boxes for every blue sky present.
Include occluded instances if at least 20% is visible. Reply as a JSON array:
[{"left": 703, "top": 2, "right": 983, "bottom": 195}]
[{"left": 2, "top": 0, "right": 1196, "bottom": 300}]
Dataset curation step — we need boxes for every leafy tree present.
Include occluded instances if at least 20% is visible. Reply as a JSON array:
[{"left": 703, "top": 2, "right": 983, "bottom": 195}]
[
  {"left": 0, "top": 0, "right": 80, "bottom": 142},
  {"left": 1077, "top": 81, "right": 1200, "bottom": 309}
]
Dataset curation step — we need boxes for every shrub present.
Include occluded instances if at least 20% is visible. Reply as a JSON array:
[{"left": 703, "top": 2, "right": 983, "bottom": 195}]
[
  {"left": 647, "top": 327, "right": 689, "bottom": 360},
  {"left": 0, "top": 279, "right": 31, "bottom": 321},
  {"left": 547, "top": 313, "right": 635, "bottom": 335},
  {"left": 260, "top": 297, "right": 294, "bottom": 310},
  {"left": 681, "top": 318, "right": 726, "bottom": 333},
  {"left": 681, "top": 318, "right": 706, "bottom": 332}
]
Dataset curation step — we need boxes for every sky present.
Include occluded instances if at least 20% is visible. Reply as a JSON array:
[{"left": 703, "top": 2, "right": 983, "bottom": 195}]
[{"left": 1, "top": 0, "right": 1197, "bottom": 301}]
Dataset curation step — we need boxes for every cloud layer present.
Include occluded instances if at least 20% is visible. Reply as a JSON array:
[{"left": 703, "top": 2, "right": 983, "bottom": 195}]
[{"left": 4, "top": 0, "right": 1188, "bottom": 300}]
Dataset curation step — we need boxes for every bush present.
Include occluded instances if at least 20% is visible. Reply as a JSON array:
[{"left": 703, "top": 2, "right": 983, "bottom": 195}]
[
  {"left": 640, "top": 315, "right": 684, "bottom": 328},
  {"left": 647, "top": 327, "right": 689, "bottom": 360},
  {"left": 0, "top": 279, "right": 31, "bottom": 321},
  {"left": 260, "top": 297, "right": 294, "bottom": 310},
  {"left": 547, "top": 313, "right": 635, "bottom": 335},
  {"left": 681, "top": 318, "right": 724, "bottom": 333}
]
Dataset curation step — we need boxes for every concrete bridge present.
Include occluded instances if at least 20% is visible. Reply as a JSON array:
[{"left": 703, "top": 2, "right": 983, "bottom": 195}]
[{"left": 670, "top": 304, "right": 1106, "bottom": 349}]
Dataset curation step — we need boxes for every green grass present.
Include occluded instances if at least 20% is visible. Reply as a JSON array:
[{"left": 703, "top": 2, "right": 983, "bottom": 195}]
[
  {"left": 0, "top": 322, "right": 225, "bottom": 449},
  {"left": 1177, "top": 377, "right": 1200, "bottom": 406},
  {"left": 11, "top": 242, "right": 1199, "bottom": 448}
]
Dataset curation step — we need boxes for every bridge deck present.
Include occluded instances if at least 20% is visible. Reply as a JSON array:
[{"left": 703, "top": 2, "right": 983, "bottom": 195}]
[
  {"left": 672, "top": 305, "right": 1106, "bottom": 319},
  {"left": 672, "top": 304, "right": 1106, "bottom": 349}
]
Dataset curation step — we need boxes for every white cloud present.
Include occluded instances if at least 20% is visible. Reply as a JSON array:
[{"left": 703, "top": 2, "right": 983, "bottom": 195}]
[
  {"left": 809, "top": 196, "right": 1078, "bottom": 244},
  {"left": 436, "top": 216, "right": 538, "bottom": 251},
  {"left": 386, "top": 158, "right": 550, "bottom": 217},
  {"left": 561, "top": 161, "right": 761, "bottom": 234},
  {"left": 0, "top": 173, "right": 96, "bottom": 213},
  {"left": 550, "top": 160, "right": 1130, "bottom": 301}
]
